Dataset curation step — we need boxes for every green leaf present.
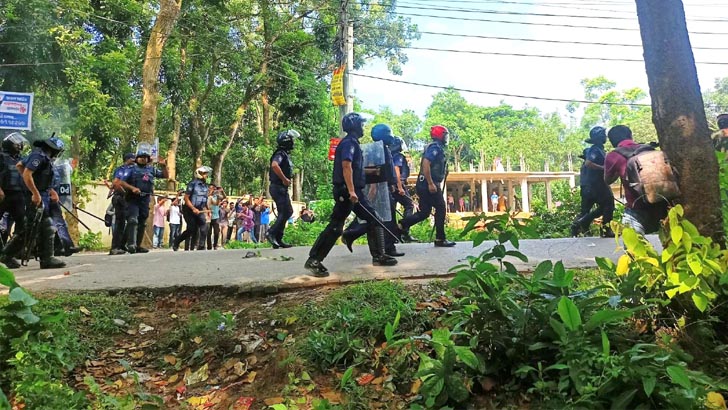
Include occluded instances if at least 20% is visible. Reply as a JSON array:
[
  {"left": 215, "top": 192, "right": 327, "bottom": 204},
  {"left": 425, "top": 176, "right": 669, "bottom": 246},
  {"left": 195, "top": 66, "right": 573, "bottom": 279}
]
[
  {"left": 666, "top": 365, "right": 692, "bottom": 389},
  {"left": 461, "top": 216, "right": 480, "bottom": 236},
  {"left": 445, "top": 375, "right": 470, "bottom": 402},
  {"left": 585, "top": 309, "right": 634, "bottom": 331},
  {"left": 0, "top": 267, "right": 18, "bottom": 289},
  {"left": 340, "top": 366, "right": 354, "bottom": 389},
  {"left": 610, "top": 388, "right": 637, "bottom": 410},
  {"left": 472, "top": 231, "right": 489, "bottom": 248},
  {"left": 509, "top": 235, "right": 519, "bottom": 249},
  {"left": 643, "top": 376, "right": 656, "bottom": 397},
  {"left": 269, "top": 405, "right": 288, "bottom": 410},
  {"left": 687, "top": 253, "right": 703, "bottom": 275},
  {"left": 691, "top": 293, "right": 709, "bottom": 312},
  {"left": 595, "top": 257, "right": 615, "bottom": 272},
  {"left": 9, "top": 287, "right": 38, "bottom": 307},
  {"left": 623, "top": 228, "right": 640, "bottom": 251},
  {"left": 454, "top": 346, "right": 479, "bottom": 371},
  {"left": 0, "top": 387, "right": 9, "bottom": 409},
  {"left": 544, "top": 363, "right": 569, "bottom": 371},
  {"left": 533, "top": 260, "right": 553, "bottom": 280},
  {"left": 670, "top": 225, "right": 684, "bottom": 245},
  {"left": 12, "top": 306, "right": 40, "bottom": 325},
  {"left": 550, "top": 318, "right": 567, "bottom": 342},
  {"left": 601, "top": 330, "right": 610, "bottom": 359},
  {"left": 505, "top": 250, "right": 528, "bottom": 263},
  {"left": 557, "top": 297, "right": 582, "bottom": 331},
  {"left": 498, "top": 231, "right": 512, "bottom": 245}
]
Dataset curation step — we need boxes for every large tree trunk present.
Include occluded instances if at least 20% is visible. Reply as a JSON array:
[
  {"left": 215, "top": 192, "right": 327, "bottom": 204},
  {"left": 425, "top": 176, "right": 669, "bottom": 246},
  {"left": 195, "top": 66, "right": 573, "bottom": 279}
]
[
  {"left": 635, "top": 0, "right": 723, "bottom": 244},
  {"left": 166, "top": 109, "right": 181, "bottom": 191},
  {"left": 293, "top": 170, "right": 302, "bottom": 202},
  {"left": 138, "top": 0, "right": 182, "bottom": 143},
  {"left": 212, "top": 103, "right": 249, "bottom": 186}
]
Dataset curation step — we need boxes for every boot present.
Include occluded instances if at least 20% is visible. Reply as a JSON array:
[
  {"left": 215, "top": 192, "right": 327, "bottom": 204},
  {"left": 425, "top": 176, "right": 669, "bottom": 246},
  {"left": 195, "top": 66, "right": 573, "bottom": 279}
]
[
  {"left": 64, "top": 245, "right": 81, "bottom": 256},
  {"left": 304, "top": 257, "right": 329, "bottom": 277},
  {"left": 341, "top": 230, "right": 355, "bottom": 253},
  {"left": 39, "top": 218, "right": 65, "bottom": 269},
  {"left": 397, "top": 223, "right": 418, "bottom": 243},
  {"left": 135, "top": 247, "right": 150, "bottom": 253},
  {"left": 0, "top": 254, "right": 20, "bottom": 269},
  {"left": 109, "top": 248, "right": 126, "bottom": 255},
  {"left": 385, "top": 247, "right": 405, "bottom": 257},
  {"left": 125, "top": 220, "right": 138, "bottom": 255},
  {"left": 372, "top": 227, "right": 397, "bottom": 266},
  {"left": 570, "top": 220, "right": 582, "bottom": 237},
  {"left": 434, "top": 239, "right": 456, "bottom": 247},
  {"left": 265, "top": 231, "right": 281, "bottom": 249}
]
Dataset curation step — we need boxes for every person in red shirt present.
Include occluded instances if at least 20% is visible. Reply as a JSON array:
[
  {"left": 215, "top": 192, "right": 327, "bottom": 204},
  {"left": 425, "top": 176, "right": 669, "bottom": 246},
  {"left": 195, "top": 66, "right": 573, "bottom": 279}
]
[{"left": 604, "top": 125, "right": 667, "bottom": 235}]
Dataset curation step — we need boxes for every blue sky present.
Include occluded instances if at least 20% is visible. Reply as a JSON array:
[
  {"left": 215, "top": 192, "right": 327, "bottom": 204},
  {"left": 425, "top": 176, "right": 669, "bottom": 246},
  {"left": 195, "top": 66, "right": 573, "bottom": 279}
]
[{"left": 352, "top": 0, "right": 728, "bottom": 119}]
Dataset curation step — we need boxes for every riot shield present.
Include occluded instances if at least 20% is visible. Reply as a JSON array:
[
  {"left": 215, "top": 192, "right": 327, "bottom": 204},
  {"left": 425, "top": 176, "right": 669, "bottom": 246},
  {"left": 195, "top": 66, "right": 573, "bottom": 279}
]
[
  {"left": 360, "top": 141, "right": 391, "bottom": 222},
  {"left": 55, "top": 159, "right": 73, "bottom": 210}
]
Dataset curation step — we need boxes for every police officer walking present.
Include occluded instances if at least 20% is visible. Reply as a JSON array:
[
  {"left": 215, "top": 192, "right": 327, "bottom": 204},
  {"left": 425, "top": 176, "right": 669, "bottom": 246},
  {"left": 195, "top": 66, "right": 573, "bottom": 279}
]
[
  {"left": 109, "top": 153, "right": 136, "bottom": 255},
  {"left": 0, "top": 133, "right": 28, "bottom": 244},
  {"left": 0, "top": 136, "right": 66, "bottom": 269},
  {"left": 118, "top": 143, "right": 168, "bottom": 254},
  {"left": 173, "top": 165, "right": 212, "bottom": 251},
  {"left": 266, "top": 129, "right": 299, "bottom": 249},
  {"left": 398, "top": 125, "right": 455, "bottom": 247},
  {"left": 341, "top": 123, "right": 404, "bottom": 257},
  {"left": 570, "top": 126, "right": 615, "bottom": 238},
  {"left": 305, "top": 113, "right": 397, "bottom": 277},
  {"left": 390, "top": 137, "right": 416, "bottom": 221}
]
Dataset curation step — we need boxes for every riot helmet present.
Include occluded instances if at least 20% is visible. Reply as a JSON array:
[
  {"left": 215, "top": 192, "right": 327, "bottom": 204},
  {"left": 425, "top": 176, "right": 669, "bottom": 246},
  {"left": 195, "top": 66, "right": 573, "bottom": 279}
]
[
  {"left": 195, "top": 165, "right": 212, "bottom": 179},
  {"left": 430, "top": 125, "right": 449, "bottom": 145},
  {"left": 2, "top": 132, "right": 28, "bottom": 155},
  {"left": 136, "top": 142, "right": 153, "bottom": 158},
  {"left": 586, "top": 126, "right": 607, "bottom": 145},
  {"left": 342, "top": 112, "right": 367, "bottom": 138},
  {"left": 33, "top": 136, "right": 65, "bottom": 158},
  {"left": 390, "top": 136, "right": 408, "bottom": 154},
  {"left": 371, "top": 124, "right": 395, "bottom": 146},
  {"left": 718, "top": 114, "right": 728, "bottom": 130},
  {"left": 276, "top": 129, "right": 299, "bottom": 152}
]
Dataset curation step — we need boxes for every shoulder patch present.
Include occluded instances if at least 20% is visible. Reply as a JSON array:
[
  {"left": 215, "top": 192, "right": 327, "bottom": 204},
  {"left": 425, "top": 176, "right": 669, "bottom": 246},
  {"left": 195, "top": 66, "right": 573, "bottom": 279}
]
[{"left": 31, "top": 159, "right": 40, "bottom": 168}]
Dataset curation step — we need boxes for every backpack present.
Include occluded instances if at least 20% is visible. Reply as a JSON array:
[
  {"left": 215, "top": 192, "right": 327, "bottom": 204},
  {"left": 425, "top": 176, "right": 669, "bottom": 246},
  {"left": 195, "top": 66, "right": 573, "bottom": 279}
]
[{"left": 614, "top": 144, "right": 680, "bottom": 204}]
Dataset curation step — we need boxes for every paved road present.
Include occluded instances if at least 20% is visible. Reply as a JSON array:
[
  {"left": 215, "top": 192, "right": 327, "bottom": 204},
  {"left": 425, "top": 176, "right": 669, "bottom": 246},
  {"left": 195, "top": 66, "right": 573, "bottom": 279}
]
[{"left": 11, "top": 236, "right": 661, "bottom": 293}]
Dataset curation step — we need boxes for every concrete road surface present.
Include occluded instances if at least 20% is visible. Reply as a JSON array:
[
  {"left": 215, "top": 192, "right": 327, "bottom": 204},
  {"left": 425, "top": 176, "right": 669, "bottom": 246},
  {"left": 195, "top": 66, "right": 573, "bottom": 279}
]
[{"left": 11, "top": 236, "right": 661, "bottom": 293}]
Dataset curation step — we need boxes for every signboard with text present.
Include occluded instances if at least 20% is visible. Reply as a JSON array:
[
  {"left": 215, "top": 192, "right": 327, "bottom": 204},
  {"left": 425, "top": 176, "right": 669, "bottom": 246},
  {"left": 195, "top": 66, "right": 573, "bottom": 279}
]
[
  {"left": 0, "top": 91, "right": 33, "bottom": 130},
  {"left": 331, "top": 65, "right": 346, "bottom": 106}
]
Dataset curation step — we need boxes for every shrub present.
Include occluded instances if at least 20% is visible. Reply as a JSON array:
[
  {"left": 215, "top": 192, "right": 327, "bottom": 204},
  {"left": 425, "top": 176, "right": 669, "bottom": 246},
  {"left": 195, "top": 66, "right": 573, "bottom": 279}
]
[{"left": 78, "top": 231, "right": 103, "bottom": 251}]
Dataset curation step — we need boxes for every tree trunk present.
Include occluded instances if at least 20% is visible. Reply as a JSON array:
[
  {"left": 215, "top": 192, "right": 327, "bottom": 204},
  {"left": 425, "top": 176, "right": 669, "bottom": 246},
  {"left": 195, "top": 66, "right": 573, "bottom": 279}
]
[
  {"left": 293, "top": 170, "right": 302, "bottom": 202},
  {"left": 166, "top": 109, "right": 181, "bottom": 191},
  {"left": 212, "top": 102, "right": 248, "bottom": 186},
  {"left": 635, "top": 0, "right": 723, "bottom": 244},
  {"left": 138, "top": 0, "right": 182, "bottom": 143},
  {"left": 67, "top": 134, "right": 81, "bottom": 243}
]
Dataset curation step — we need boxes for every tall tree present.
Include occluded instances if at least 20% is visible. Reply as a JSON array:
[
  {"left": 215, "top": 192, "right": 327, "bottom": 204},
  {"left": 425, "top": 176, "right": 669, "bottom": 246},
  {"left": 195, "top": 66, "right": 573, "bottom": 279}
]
[{"left": 635, "top": 0, "right": 722, "bottom": 243}]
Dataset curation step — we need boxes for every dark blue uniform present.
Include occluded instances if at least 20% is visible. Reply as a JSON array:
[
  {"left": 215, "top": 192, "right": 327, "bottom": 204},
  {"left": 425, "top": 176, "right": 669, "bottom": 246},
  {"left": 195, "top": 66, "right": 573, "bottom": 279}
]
[
  {"left": 110, "top": 163, "right": 132, "bottom": 251},
  {"left": 268, "top": 149, "right": 293, "bottom": 243},
  {"left": 50, "top": 166, "right": 74, "bottom": 254},
  {"left": 400, "top": 141, "right": 448, "bottom": 240},
  {"left": 0, "top": 150, "right": 26, "bottom": 241},
  {"left": 121, "top": 163, "right": 165, "bottom": 250},
  {"left": 173, "top": 178, "right": 209, "bottom": 251},
  {"left": 308, "top": 135, "right": 386, "bottom": 263},
  {"left": 573, "top": 144, "right": 614, "bottom": 234},
  {"left": 391, "top": 151, "right": 415, "bottom": 219}
]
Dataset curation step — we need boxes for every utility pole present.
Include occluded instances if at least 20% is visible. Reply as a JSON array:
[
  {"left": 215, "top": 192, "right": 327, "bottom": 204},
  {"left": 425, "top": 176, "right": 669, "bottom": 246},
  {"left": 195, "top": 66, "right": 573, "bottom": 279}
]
[{"left": 337, "top": 0, "right": 354, "bottom": 135}]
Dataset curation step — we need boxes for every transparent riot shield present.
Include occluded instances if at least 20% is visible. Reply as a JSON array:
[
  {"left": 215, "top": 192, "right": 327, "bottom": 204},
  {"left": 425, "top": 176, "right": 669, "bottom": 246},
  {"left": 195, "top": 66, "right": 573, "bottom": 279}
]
[
  {"left": 55, "top": 159, "right": 73, "bottom": 210},
  {"left": 359, "top": 141, "right": 391, "bottom": 222}
]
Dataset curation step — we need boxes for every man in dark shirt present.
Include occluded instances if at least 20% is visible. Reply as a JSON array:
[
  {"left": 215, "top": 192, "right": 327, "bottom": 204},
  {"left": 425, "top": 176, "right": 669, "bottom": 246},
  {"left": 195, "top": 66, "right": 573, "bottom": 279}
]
[
  {"left": 109, "top": 153, "right": 136, "bottom": 255},
  {"left": 398, "top": 125, "right": 455, "bottom": 247},
  {"left": 391, "top": 137, "right": 415, "bottom": 219},
  {"left": 0, "top": 133, "right": 28, "bottom": 243},
  {"left": 267, "top": 129, "right": 299, "bottom": 248},
  {"left": 173, "top": 166, "right": 212, "bottom": 251},
  {"left": 305, "top": 113, "right": 397, "bottom": 277},
  {"left": 604, "top": 125, "right": 667, "bottom": 235},
  {"left": 570, "top": 126, "right": 615, "bottom": 237}
]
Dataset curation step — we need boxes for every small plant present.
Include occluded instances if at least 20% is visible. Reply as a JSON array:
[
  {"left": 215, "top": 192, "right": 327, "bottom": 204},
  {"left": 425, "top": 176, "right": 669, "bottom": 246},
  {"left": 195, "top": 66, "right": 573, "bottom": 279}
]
[
  {"left": 224, "top": 240, "right": 272, "bottom": 249},
  {"left": 78, "top": 231, "right": 103, "bottom": 251}
]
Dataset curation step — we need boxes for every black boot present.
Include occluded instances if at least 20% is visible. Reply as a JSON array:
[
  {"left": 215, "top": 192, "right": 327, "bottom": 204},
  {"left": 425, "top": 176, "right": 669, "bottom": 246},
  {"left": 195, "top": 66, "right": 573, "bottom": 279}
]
[
  {"left": 265, "top": 231, "right": 281, "bottom": 249},
  {"left": 39, "top": 218, "right": 66, "bottom": 269},
  {"left": 372, "top": 227, "right": 397, "bottom": 266},
  {"left": 0, "top": 254, "right": 20, "bottom": 269},
  {"left": 125, "top": 219, "right": 138, "bottom": 255},
  {"left": 304, "top": 257, "right": 329, "bottom": 277},
  {"left": 434, "top": 239, "right": 456, "bottom": 247},
  {"left": 385, "top": 247, "right": 405, "bottom": 257},
  {"left": 341, "top": 230, "right": 354, "bottom": 253}
]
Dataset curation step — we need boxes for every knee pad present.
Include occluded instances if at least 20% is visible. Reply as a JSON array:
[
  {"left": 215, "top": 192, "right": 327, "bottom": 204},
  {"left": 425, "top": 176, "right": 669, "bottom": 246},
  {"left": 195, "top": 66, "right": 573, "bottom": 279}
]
[{"left": 127, "top": 216, "right": 139, "bottom": 225}]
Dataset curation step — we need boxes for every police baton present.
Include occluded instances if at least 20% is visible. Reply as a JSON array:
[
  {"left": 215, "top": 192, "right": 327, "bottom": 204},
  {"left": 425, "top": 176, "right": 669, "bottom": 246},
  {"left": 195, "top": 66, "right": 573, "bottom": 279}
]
[
  {"left": 57, "top": 202, "right": 93, "bottom": 231},
  {"left": 353, "top": 201, "right": 401, "bottom": 243}
]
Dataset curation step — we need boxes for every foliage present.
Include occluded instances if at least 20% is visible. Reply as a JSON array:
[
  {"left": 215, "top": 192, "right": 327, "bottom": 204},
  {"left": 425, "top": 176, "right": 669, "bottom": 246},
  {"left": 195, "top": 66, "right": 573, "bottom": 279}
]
[
  {"left": 718, "top": 151, "right": 728, "bottom": 239},
  {"left": 224, "top": 240, "right": 272, "bottom": 250},
  {"left": 162, "top": 309, "right": 238, "bottom": 363},
  {"left": 78, "top": 231, "right": 104, "bottom": 251}
]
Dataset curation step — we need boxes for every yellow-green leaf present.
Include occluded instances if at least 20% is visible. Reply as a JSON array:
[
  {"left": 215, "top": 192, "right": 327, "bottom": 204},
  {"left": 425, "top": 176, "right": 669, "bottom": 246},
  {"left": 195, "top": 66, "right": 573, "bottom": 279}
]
[
  {"left": 616, "top": 255, "right": 631, "bottom": 276},
  {"left": 671, "top": 225, "right": 683, "bottom": 245},
  {"left": 692, "top": 293, "right": 709, "bottom": 312},
  {"left": 622, "top": 228, "right": 639, "bottom": 251},
  {"left": 687, "top": 254, "right": 703, "bottom": 275}
]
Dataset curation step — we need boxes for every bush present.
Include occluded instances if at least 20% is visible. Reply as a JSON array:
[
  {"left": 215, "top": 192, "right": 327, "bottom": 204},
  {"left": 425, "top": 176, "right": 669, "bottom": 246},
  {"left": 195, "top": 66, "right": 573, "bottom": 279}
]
[{"left": 78, "top": 231, "right": 103, "bottom": 251}]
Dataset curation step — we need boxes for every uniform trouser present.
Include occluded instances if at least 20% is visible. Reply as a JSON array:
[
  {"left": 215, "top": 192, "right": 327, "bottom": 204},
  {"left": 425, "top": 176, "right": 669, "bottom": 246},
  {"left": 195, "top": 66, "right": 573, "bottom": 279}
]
[
  {"left": 343, "top": 189, "right": 399, "bottom": 254},
  {"left": 3, "top": 192, "right": 55, "bottom": 261},
  {"left": 0, "top": 191, "right": 26, "bottom": 242},
  {"left": 575, "top": 186, "right": 615, "bottom": 228},
  {"left": 309, "top": 186, "right": 384, "bottom": 262},
  {"left": 400, "top": 186, "right": 447, "bottom": 241},
  {"left": 49, "top": 201, "right": 74, "bottom": 250},
  {"left": 392, "top": 188, "right": 415, "bottom": 219},
  {"left": 269, "top": 184, "right": 293, "bottom": 240},
  {"left": 111, "top": 195, "right": 127, "bottom": 250},
  {"left": 125, "top": 195, "right": 150, "bottom": 249},
  {"left": 176, "top": 207, "right": 207, "bottom": 249}
]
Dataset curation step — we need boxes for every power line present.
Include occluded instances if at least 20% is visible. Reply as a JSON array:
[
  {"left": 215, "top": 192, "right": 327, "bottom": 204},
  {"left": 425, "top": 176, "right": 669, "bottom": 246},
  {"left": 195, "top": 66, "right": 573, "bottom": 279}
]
[
  {"left": 351, "top": 72, "right": 652, "bottom": 106},
  {"left": 402, "top": 45, "right": 728, "bottom": 65}
]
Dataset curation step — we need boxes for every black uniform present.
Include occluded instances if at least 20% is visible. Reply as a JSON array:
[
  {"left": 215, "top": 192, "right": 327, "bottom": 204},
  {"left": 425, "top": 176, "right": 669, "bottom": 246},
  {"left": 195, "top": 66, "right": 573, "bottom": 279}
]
[
  {"left": 110, "top": 164, "right": 131, "bottom": 252},
  {"left": 268, "top": 149, "right": 293, "bottom": 243},
  {"left": 121, "top": 163, "right": 165, "bottom": 252},
  {"left": 572, "top": 143, "right": 614, "bottom": 235},
  {"left": 400, "top": 141, "right": 448, "bottom": 241},
  {"left": 173, "top": 178, "right": 209, "bottom": 251},
  {"left": 391, "top": 150, "right": 415, "bottom": 219},
  {"left": 0, "top": 149, "right": 26, "bottom": 242},
  {"left": 308, "top": 135, "right": 393, "bottom": 265}
]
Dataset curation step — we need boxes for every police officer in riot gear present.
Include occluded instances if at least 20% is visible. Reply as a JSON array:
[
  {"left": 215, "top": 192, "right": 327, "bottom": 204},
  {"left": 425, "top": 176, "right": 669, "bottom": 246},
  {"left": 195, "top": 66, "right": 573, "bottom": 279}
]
[
  {"left": 266, "top": 129, "right": 299, "bottom": 249},
  {"left": 571, "top": 126, "right": 615, "bottom": 237},
  {"left": 390, "top": 136, "right": 416, "bottom": 220},
  {"left": 173, "top": 165, "right": 212, "bottom": 251},
  {"left": 50, "top": 159, "right": 80, "bottom": 256},
  {"left": 0, "top": 136, "right": 66, "bottom": 269},
  {"left": 305, "top": 113, "right": 397, "bottom": 277},
  {"left": 399, "top": 125, "right": 455, "bottom": 247},
  {"left": 0, "top": 132, "right": 28, "bottom": 243},
  {"left": 341, "top": 123, "right": 404, "bottom": 257},
  {"left": 118, "top": 143, "right": 168, "bottom": 254},
  {"left": 109, "top": 153, "right": 136, "bottom": 255}
]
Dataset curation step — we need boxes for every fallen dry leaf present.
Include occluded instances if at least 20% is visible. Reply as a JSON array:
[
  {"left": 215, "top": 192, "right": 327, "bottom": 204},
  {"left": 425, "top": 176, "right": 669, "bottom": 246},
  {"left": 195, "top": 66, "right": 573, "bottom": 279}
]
[
  {"left": 193, "top": 336, "right": 203, "bottom": 345},
  {"left": 223, "top": 358, "right": 239, "bottom": 370},
  {"left": 320, "top": 388, "right": 342, "bottom": 404},
  {"left": 232, "top": 397, "right": 255, "bottom": 410},
  {"left": 168, "top": 374, "right": 179, "bottom": 384},
  {"left": 184, "top": 363, "right": 209, "bottom": 386},
  {"left": 79, "top": 306, "right": 91, "bottom": 316},
  {"left": 410, "top": 379, "right": 422, "bottom": 394},
  {"left": 356, "top": 373, "right": 375, "bottom": 386},
  {"left": 244, "top": 371, "right": 256, "bottom": 383},
  {"left": 263, "top": 397, "right": 285, "bottom": 406},
  {"left": 233, "top": 361, "right": 246, "bottom": 376},
  {"left": 164, "top": 355, "right": 177, "bottom": 366},
  {"left": 129, "top": 351, "right": 144, "bottom": 359},
  {"left": 371, "top": 376, "right": 384, "bottom": 385}
]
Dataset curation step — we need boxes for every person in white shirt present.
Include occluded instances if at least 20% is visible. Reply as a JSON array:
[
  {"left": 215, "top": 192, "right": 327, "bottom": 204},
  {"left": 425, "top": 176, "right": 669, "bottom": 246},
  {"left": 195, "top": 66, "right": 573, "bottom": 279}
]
[{"left": 167, "top": 198, "right": 182, "bottom": 248}]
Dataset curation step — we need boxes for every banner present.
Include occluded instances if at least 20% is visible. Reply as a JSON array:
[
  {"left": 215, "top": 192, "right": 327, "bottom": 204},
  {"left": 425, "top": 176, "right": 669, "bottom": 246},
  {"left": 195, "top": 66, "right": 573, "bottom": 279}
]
[
  {"left": 151, "top": 137, "right": 159, "bottom": 161},
  {"left": 331, "top": 65, "right": 346, "bottom": 106},
  {"left": 328, "top": 138, "right": 341, "bottom": 161},
  {"left": 0, "top": 91, "right": 33, "bottom": 130}
]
